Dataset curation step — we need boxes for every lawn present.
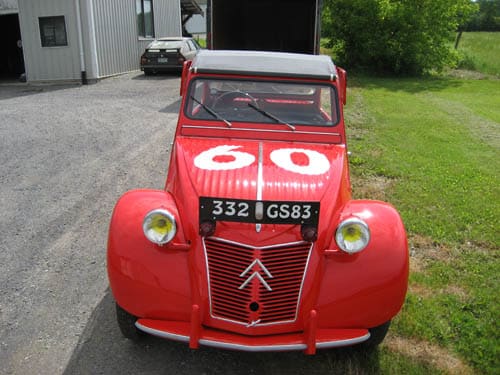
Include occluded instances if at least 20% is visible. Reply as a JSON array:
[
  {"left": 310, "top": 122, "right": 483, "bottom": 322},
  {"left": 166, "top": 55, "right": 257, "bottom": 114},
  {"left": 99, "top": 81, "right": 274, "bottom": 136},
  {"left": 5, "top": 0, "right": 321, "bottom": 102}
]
[
  {"left": 344, "top": 74, "right": 499, "bottom": 373},
  {"left": 456, "top": 32, "right": 500, "bottom": 77}
]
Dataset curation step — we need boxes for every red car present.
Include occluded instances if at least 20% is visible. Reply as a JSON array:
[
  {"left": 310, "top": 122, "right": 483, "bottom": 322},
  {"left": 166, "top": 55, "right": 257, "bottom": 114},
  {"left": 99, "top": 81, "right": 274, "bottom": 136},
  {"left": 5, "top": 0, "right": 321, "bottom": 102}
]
[{"left": 108, "top": 50, "right": 408, "bottom": 354}]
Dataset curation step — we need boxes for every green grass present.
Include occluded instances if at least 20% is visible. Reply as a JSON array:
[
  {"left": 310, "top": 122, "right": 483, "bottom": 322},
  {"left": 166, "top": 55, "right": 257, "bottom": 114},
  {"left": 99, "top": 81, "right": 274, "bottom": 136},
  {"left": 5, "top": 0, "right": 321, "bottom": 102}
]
[
  {"left": 456, "top": 32, "right": 500, "bottom": 77},
  {"left": 345, "top": 75, "right": 500, "bottom": 373},
  {"left": 194, "top": 37, "right": 207, "bottom": 48}
]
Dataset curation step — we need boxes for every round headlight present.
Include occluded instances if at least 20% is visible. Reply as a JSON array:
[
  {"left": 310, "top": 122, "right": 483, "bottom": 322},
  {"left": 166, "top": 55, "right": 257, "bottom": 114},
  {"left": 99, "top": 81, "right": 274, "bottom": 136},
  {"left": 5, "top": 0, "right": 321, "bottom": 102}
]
[
  {"left": 143, "top": 209, "right": 177, "bottom": 245},
  {"left": 335, "top": 217, "right": 370, "bottom": 254}
]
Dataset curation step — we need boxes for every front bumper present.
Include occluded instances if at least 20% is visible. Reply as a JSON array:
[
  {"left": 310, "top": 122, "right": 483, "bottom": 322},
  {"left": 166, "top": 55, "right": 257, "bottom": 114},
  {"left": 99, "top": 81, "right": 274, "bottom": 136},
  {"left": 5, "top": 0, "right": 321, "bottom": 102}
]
[
  {"left": 140, "top": 63, "right": 183, "bottom": 71},
  {"left": 136, "top": 315, "right": 370, "bottom": 354}
]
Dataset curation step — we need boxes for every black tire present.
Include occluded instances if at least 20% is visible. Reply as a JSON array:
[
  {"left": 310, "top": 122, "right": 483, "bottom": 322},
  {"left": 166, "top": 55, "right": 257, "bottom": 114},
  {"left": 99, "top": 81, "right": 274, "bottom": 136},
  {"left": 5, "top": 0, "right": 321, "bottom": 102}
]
[
  {"left": 361, "top": 320, "right": 391, "bottom": 349},
  {"left": 115, "top": 303, "right": 144, "bottom": 341},
  {"left": 144, "top": 69, "right": 154, "bottom": 76}
]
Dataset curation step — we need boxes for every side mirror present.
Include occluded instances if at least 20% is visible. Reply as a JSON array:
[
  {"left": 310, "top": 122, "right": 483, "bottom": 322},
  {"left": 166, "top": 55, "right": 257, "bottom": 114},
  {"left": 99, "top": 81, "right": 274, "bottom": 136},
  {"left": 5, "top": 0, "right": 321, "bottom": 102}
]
[
  {"left": 337, "top": 67, "right": 347, "bottom": 105},
  {"left": 180, "top": 60, "right": 192, "bottom": 97}
]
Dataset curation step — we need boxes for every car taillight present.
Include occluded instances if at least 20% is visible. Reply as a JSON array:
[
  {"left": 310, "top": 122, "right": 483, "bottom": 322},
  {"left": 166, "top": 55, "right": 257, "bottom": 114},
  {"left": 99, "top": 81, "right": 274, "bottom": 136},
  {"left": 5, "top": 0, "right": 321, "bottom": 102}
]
[
  {"left": 141, "top": 56, "right": 148, "bottom": 64},
  {"left": 178, "top": 55, "right": 186, "bottom": 64}
]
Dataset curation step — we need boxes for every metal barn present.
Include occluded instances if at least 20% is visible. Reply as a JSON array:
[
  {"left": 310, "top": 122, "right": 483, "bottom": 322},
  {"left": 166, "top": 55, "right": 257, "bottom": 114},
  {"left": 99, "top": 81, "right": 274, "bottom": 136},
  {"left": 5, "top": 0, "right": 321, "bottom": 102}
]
[{"left": 11, "top": 0, "right": 201, "bottom": 83}]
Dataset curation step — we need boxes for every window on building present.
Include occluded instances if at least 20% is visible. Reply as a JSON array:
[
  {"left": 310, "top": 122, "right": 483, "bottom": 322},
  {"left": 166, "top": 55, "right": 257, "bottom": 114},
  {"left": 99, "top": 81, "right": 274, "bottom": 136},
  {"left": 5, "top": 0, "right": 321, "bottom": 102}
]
[
  {"left": 136, "top": 0, "right": 155, "bottom": 38},
  {"left": 39, "top": 16, "right": 68, "bottom": 47}
]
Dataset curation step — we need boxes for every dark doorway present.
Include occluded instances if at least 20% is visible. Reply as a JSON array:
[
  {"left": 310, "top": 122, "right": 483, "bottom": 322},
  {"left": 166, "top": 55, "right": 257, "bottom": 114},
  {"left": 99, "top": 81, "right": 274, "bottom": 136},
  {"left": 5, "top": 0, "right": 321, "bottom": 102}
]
[{"left": 0, "top": 13, "right": 25, "bottom": 79}]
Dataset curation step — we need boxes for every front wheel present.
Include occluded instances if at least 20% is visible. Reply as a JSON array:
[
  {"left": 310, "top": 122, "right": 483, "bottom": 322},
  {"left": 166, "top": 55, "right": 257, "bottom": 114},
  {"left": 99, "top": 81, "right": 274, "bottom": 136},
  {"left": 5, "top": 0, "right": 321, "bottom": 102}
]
[
  {"left": 361, "top": 320, "right": 391, "bottom": 349},
  {"left": 115, "top": 303, "right": 144, "bottom": 341}
]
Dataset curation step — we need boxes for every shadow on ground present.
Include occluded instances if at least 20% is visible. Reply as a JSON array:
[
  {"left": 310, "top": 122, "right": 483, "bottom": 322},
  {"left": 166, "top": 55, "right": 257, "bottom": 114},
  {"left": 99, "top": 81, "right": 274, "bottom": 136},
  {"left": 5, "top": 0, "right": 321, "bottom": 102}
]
[
  {"left": 63, "top": 291, "right": 381, "bottom": 375},
  {"left": 161, "top": 98, "right": 182, "bottom": 113},
  {"left": 133, "top": 71, "right": 182, "bottom": 81},
  {"left": 0, "top": 82, "right": 80, "bottom": 100}
]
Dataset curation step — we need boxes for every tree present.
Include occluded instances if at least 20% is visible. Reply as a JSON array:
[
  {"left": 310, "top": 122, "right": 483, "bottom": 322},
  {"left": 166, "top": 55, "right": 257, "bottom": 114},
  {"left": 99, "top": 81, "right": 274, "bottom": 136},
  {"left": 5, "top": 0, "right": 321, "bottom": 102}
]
[
  {"left": 466, "top": 0, "right": 500, "bottom": 31},
  {"left": 322, "top": 0, "right": 478, "bottom": 74}
]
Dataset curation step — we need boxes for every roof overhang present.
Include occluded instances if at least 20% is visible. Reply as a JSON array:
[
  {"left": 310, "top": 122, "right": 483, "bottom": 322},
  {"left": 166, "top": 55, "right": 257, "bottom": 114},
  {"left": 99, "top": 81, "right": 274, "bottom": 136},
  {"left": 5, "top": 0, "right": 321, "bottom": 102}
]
[{"left": 180, "top": 0, "right": 203, "bottom": 16}]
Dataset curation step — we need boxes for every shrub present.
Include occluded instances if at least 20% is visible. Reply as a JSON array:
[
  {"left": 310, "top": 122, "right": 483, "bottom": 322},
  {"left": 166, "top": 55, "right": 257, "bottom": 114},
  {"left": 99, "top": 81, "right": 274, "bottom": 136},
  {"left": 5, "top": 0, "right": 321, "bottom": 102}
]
[{"left": 322, "top": 0, "right": 478, "bottom": 75}]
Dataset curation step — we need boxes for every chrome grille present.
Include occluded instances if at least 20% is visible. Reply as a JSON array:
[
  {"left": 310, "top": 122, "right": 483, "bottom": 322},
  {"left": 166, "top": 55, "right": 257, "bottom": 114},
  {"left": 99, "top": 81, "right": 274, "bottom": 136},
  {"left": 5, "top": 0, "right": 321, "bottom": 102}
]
[{"left": 204, "top": 237, "right": 312, "bottom": 325}]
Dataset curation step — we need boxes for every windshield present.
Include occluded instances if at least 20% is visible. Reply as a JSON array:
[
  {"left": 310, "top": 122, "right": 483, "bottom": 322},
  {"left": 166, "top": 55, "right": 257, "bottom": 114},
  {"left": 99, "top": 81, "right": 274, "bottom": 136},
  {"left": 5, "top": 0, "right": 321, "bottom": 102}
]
[
  {"left": 185, "top": 78, "right": 339, "bottom": 127},
  {"left": 148, "top": 40, "right": 183, "bottom": 49}
]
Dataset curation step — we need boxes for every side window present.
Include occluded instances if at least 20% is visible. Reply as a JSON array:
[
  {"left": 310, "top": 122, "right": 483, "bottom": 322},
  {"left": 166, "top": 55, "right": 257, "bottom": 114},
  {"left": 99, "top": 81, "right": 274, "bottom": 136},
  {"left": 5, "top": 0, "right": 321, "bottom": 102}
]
[
  {"left": 136, "top": 0, "right": 155, "bottom": 38},
  {"left": 187, "top": 40, "right": 197, "bottom": 51},
  {"left": 320, "top": 87, "right": 338, "bottom": 125},
  {"left": 188, "top": 80, "right": 210, "bottom": 117},
  {"left": 39, "top": 16, "right": 68, "bottom": 47},
  {"left": 192, "top": 39, "right": 201, "bottom": 50}
]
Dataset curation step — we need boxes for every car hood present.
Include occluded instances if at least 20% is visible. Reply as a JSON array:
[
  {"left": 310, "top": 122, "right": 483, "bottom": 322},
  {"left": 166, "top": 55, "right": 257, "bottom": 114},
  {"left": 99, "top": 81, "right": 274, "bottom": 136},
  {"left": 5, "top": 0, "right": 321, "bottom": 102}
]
[{"left": 172, "top": 137, "right": 347, "bottom": 203}]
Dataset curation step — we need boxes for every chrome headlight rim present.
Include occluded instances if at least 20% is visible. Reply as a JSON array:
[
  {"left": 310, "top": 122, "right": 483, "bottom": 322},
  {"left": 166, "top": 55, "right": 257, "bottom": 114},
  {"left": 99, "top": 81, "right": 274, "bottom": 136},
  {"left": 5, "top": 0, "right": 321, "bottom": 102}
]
[
  {"left": 335, "top": 217, "right": 370, "bottom": 254},
  {"left": 143, "top": 208, "right": 177, "bottom": 245}
]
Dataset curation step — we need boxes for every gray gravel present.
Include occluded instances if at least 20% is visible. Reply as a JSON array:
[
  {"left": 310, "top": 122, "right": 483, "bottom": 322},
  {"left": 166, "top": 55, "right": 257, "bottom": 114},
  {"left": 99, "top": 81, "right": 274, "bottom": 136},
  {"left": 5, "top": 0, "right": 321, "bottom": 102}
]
[{"left": 0, "top": 72, "right": 180, "bottom": 374}]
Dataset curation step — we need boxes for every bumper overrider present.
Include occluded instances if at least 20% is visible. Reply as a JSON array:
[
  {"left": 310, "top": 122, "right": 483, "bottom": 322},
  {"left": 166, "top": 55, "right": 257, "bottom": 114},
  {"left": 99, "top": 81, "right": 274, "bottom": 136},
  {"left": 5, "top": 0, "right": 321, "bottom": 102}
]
[{"left": 107, "top": 190, "right": 408, "bottom": 354}]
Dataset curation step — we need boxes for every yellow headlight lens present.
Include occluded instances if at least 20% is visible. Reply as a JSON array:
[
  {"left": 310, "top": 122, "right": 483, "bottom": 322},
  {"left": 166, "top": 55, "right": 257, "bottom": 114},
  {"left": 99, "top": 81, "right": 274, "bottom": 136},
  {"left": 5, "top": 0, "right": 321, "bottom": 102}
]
[
  {"left": 335, "top": 218, "right": 370, "bottom": 254},
  {"left": 143, "top": 209, "right": 177, "bottom": 245}
]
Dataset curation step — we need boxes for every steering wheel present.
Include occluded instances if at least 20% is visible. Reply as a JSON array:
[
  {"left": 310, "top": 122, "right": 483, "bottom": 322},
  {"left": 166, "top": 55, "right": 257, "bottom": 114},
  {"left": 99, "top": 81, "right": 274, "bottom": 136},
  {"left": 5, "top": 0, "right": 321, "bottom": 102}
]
[{"left": 212, "top": 91, "right": 259, "bottom": 111}]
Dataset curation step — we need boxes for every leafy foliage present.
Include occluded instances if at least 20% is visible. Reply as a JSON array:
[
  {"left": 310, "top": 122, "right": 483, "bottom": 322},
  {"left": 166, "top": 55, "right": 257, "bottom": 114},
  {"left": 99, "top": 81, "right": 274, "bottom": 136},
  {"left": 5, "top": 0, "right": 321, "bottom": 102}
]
[
  {"left": 322, "top": 0, "right": 478, "bottom": 74},
  {"left": 465, "top": 0, "right": 500, "bottom": 31}
]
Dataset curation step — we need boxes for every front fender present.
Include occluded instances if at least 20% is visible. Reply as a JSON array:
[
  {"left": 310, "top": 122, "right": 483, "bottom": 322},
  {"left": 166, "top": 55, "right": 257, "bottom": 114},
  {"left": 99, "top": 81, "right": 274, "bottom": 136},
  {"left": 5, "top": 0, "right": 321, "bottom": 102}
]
[
  {"left": 107, "top": 189, "right": 192, "bottom": 321},
  {"left": 317, "top": 200, "right": 409, "bottom": 328}
]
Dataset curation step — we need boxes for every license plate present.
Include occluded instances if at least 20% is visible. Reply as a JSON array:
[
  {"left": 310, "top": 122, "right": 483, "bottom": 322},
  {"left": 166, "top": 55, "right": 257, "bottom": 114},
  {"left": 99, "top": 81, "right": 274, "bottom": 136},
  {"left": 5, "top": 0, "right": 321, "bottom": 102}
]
[
  {"left": 158, "top": 58, "right": 168, "bottom": 63},
  {"left": 199, "top": 197, "right": 319, "bottom": 225}
]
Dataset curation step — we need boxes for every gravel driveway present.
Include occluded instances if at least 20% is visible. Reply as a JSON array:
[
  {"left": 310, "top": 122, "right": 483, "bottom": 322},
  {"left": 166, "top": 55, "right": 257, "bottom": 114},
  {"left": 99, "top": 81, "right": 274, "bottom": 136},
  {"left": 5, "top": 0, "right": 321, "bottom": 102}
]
[{"left": 0, "top": 72, "right": 180, "bottom": 374}]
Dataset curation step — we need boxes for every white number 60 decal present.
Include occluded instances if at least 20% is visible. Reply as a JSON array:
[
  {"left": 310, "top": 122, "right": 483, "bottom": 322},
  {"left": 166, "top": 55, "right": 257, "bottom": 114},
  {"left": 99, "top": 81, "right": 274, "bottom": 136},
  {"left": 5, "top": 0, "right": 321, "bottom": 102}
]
[
  {"left": 194, "top": 145, "right": 255, "bottom": 171},
  {"left": 194, "top": 145, "right": 330, "bottom": 175},
  {"left": 270, "top": 148, "right": 330, "bottom": 175}
]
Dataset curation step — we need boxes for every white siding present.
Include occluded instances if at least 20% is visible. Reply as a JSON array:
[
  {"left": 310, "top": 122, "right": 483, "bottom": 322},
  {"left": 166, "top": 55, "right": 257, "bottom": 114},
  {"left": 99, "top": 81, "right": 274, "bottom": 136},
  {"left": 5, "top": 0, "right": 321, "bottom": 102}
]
[
  {"left": 90, "top": 0, "right": 182, "bottom": 78},
  {"left": 0, "top": 0, "right": 18, "bottom": 15},
  {"left": 91, "top": 0, "right": 138, "bottom": 77},
  {"left": 137, "top": 0, "right": 182, "bottom": 54},
  {"left": 17, "top": 0, "right": 182, "bottom": 82},
  {"left": 18, "top": 0, "right": 81, "bottom": 82},
  {"left": 153, "top": 0, "right": 182, "bottom": 37}
]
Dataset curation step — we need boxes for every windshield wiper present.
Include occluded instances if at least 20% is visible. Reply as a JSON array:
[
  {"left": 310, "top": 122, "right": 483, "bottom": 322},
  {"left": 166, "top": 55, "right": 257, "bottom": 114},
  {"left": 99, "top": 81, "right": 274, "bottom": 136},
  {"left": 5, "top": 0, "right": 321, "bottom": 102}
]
[
  {"left": 190, "top": 95, "right": 232, "bottom": 128},
  {"left": 247, "top": 102, "right": 295, "bottom": 131}
]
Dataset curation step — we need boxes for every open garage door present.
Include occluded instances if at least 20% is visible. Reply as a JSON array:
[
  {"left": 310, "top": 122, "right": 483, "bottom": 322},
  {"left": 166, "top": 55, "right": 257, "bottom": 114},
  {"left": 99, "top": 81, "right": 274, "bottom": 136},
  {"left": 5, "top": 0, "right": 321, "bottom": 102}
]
[{"left": 0, "top": 13, "right": 25, "bottom": 80}]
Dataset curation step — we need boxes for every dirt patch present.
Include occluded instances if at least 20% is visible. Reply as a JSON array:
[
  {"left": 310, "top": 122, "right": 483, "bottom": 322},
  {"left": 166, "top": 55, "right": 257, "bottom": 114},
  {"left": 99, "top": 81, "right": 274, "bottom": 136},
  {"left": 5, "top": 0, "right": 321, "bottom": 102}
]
[
  {"left": 445, "top": 69, "right": 498, "bottom": 80},
  {"left": 408, "top": 283, "right": 469, "bottom": 302},
  {"left": 351, "top": 174, "right": 396, "bottom": 201},
  {"left": 409, "top": 234, "right": 455, "bottom": 265},
  {"left": 385, "top": 335, "right": 473, "bottom": 374}
]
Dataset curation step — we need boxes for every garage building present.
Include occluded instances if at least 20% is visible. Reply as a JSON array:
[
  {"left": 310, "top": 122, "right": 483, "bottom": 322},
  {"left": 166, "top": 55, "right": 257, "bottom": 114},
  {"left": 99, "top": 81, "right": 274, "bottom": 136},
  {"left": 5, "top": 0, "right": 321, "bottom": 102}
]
[{"left": 2, "top": 0, "right": 202, "bottom": 84}]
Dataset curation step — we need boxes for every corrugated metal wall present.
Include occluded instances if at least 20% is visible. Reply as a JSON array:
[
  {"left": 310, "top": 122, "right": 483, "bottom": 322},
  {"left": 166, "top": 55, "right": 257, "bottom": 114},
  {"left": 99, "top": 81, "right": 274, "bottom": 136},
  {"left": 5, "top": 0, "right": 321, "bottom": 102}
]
[
  {"left": 0, "top": 0, "right": 19, "bottom": 15},
  {"left": 92, "top": 0, "right": 182, "bottom": 78},
  {"left": 91, "top": 1, "right": 137, "bottom": 77},
  {"left": 153, "top": 0, "right": 182, "bottom": 38},
  {"left": 17, "top": 0, "right": 182, "bottom": 82},
  {"left": 18, "top": 0, "right": 81, "bottom": 82}
]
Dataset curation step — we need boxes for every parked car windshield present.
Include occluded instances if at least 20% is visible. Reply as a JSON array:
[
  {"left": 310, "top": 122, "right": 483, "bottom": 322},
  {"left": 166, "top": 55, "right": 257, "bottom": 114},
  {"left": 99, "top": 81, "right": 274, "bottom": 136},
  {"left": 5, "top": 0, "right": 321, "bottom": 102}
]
[
  {"left": 185, "top": 78, "right": 339, "bottom": 126},
  {"left": 148, "top": 40, "right": 183, "bottom": 50}
]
